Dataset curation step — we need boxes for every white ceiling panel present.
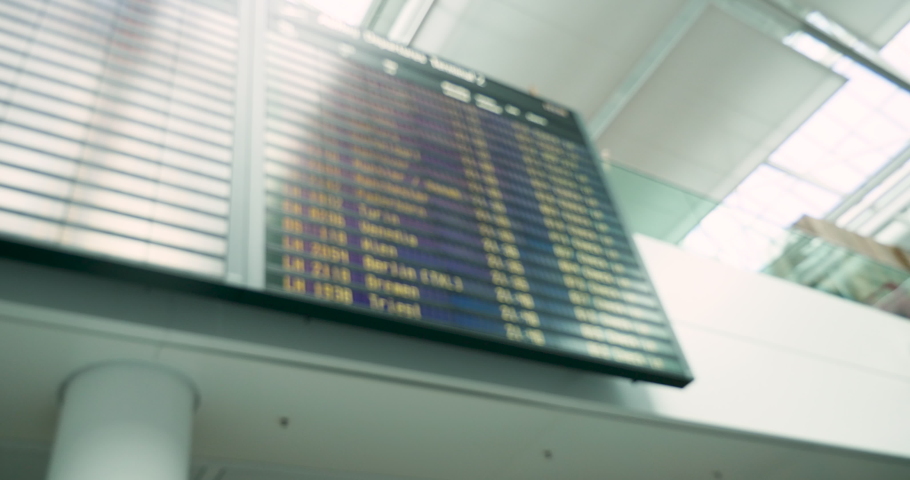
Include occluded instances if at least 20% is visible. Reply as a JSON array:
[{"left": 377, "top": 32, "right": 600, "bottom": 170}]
[
  {"left": 436, "top": 2, "right": 589, "bottom": 90},
  {"left": 413, "top": 0, "right": 690, "bottom": 118},
  {"left": 498, "top": 0, "right": 692, "bottom": 119},
  {"left": 598, "top": 5, "right": 843, "bottom": 198}
]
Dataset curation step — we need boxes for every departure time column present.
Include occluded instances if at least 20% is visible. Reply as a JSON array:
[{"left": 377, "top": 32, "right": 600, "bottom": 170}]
[{"left": 452, "top": 106, "right": 545, "bottom": 346}]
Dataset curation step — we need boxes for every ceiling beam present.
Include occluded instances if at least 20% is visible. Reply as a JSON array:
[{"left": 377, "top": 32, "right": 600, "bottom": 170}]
[
  {"left": 760, "top": 0, "right": 910, "bottom": 94},
  {"left": 828, "top": 143, "right": 910, "bottom": 231},
  {"left": 388, "top": 0, "right": 437, "bottom": 46},
  {"left": 363, "top": 0, "right": 436, "bottom": 46},
  {"left": 361, "top": 0, "right": 388, "bottom": 30}
]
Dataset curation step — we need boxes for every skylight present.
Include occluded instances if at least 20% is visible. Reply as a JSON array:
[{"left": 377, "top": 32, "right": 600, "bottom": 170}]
[
  {"left": 681, "top": 19, "right": 910, "bottom": 270},
  {"left": 296, "top": 0, "right": 374, "bottom": 26}
]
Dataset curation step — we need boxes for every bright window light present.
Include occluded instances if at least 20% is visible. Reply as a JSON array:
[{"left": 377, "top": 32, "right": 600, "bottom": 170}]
[
  {"left": 881, "top": 19, "right": 910, "bottom": 78},
  {"left": 681, "top": 18, "right": 910, "bottom": 271},
  {"left": 769, "top": 135, "right": 825, "bottom": 173},
  {"left": 880, "top": 90, "right": 910, "bottom": 130},
  {"left": 816, "top": 90, "right": 872, "bottom": 129},
  {"left": 783, "top": 31, "right": 841, "bottom": 66},
  {"left": 796, "top": 112, "right": 848, "bottom": 149},
  {"left": 299, "top": 0, "right": 373, "bottom": 26}
]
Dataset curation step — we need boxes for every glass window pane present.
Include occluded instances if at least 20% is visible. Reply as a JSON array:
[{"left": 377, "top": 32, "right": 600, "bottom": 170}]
[
  {"left": 840, "top": 69, "right": 897, "bottom": 106},
  {"left": 854, "top": 112, "right": 908, "bottom": 146},
  {"left": 809, "top": 163, "right": 868, "bottom": 194},
  {"left": 769, "top": 135, "right": 826, "bottom": 174},
  {"left": 794, "top": 112, "right": 848, "bottom": 150},
  {"left": 880, "top": 90, "right": 910, "bottom": 131}
]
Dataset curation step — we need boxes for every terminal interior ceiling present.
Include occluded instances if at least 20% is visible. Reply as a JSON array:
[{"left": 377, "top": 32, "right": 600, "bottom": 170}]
[
  {"left": 413, "top": 0, "right": 839, "bottom": 196},
  {"left": 405, "top": 0, "right": 904, "bottom": 195},
  {"left": 405, "top": 0, "right": 910, "bottom": 269},
  {"left": 3, "top": 1, "right": 910, "bottom": 479}
]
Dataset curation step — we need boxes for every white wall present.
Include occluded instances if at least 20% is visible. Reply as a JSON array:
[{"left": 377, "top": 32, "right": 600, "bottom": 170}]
[
  {"left": 633, "top": 235, "right": 910, "bottom": 457},
  {"left": 1, "top": 235, "right": 909, "bottom": 466}
]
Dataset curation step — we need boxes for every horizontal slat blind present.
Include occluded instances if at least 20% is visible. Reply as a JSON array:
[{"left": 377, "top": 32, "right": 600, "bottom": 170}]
[{"left": 0, "top": 0, "right": 239, "bottom": 277}]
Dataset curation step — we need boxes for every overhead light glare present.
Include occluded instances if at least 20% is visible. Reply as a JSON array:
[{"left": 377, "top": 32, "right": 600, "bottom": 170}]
[{"left": 297, "top": 0, "right": 373, "bottom": 26}]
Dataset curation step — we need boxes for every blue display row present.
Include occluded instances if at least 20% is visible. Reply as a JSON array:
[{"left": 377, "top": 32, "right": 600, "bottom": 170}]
[
  {"left": 265, "top": 215, "right": 662, "bottom": 320},
  {"left": 261, "top": 18, "right": 691, "bottom": 385},
  {"left": 264, "top": 258, "right": 679, "bottom": 361}
]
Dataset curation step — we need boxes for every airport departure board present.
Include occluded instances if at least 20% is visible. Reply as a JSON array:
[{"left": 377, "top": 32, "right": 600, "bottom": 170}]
[
  {"left": 262, "top": 10, "right": 692, "bottom": 386},
  {"left": 0, "top": 1, "right": 691, "bottom": 387}
]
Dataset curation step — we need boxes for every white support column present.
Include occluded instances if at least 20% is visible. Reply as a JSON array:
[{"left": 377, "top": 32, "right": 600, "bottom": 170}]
[{"left": 46, "top": 362, "right": 199, "bottom": 480}]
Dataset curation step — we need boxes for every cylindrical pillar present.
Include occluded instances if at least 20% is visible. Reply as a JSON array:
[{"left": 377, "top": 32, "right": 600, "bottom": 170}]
[{"left": 47, "top": 362, "right": 199, "bottom": 480}]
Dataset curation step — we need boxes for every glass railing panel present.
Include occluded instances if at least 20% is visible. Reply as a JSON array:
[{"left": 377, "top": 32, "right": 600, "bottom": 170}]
[
  {"left": 605, "top": 163, "right": 910, "bottom": 319},
  {"left": 763, "top": 229, "right": 910, "bottom": 307},
  {"left": 606, "top": 165, "right": 718, "bottom": 244}
]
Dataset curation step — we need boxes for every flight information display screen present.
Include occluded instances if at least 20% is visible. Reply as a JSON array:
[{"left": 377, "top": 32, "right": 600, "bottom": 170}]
[{"left": 262, "top": 10, "right": 692, "bottom": 386}]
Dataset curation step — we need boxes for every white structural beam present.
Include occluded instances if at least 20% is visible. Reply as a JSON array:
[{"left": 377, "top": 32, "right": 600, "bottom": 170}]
[
  {"left": 388, "top": 0, "right": 437, "bottom": 45},
  {"left": 364, "top": 0, "right": 436, "bottom": 46},
  {"left": 761, "top": 0, "right": 910, "bottom": 94}
]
